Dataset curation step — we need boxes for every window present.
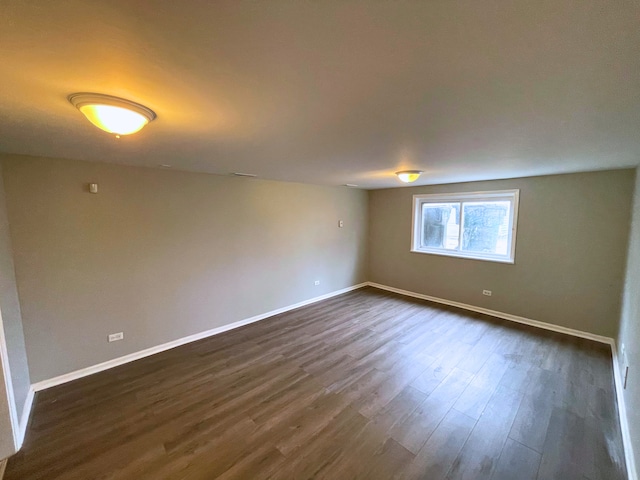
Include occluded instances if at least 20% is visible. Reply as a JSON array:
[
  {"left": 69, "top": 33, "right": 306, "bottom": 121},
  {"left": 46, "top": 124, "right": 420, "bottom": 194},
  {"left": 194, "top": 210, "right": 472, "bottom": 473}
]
[{"left": 411, "top": 190, "right": 519, "bottom": 263}]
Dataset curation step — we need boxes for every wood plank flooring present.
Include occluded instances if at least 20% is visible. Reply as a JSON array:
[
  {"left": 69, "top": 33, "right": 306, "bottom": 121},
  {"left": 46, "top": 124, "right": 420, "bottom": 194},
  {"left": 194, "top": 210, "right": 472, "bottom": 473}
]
[{"left": 5, "top": 287, "right": 627, "bottom": 479}]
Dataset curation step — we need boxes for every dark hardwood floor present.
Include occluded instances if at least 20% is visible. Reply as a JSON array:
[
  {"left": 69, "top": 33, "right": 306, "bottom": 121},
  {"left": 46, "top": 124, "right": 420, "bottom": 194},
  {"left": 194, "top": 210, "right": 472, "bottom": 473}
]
[{"left": 6, "top": 287, "right": 627, "bottom": 479}]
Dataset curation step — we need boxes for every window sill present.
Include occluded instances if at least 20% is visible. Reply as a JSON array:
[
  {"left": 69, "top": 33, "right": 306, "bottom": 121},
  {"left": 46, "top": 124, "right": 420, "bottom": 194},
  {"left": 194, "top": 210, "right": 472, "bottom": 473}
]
[{"left": 410, "top": 248, "right": 515, "bottom": 264}]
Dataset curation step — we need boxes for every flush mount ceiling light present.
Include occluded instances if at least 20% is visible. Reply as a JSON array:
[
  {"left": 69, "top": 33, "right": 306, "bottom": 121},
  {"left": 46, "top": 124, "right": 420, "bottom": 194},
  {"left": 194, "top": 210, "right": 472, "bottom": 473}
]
[
  {"left": 68, "top": 93, "right": 156, "bottom": 136},
  {"left": 395, "top": 170, "right": 423, "bottom": 183}
]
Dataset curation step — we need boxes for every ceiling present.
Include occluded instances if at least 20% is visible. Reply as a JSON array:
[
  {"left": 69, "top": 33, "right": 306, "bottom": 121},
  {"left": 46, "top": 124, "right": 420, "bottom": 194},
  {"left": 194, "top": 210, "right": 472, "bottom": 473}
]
[{"left": 1, "top": 1, "right": 639, "bottom": 189}]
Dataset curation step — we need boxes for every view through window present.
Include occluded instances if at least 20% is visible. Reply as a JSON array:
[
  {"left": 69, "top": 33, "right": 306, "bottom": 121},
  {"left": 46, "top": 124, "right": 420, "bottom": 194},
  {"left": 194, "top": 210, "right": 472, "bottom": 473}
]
[{"left": 412, "top": 190, "right": 519, "bottom": 263}]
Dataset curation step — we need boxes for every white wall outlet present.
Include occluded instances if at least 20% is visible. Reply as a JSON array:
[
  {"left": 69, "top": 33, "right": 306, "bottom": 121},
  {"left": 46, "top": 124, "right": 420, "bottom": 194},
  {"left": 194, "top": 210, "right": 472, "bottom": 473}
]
[
  {"left": 482, "top": 290, "right": 492, "bottom": 296},
  {"left": 338, "top": 220, "right": 344, "bottom": 228},
  {"left": 108, "top": 332, "right": 124, "bottom": 342},
  {"left": 314, "top": 280, "right": 320, "bottom": 286}
]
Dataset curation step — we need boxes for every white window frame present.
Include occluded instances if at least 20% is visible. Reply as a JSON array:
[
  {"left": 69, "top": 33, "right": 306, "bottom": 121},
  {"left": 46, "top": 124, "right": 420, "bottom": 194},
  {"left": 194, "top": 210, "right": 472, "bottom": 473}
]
[{"left": 411, "top": 189, "right": 519, "bottom": 264}]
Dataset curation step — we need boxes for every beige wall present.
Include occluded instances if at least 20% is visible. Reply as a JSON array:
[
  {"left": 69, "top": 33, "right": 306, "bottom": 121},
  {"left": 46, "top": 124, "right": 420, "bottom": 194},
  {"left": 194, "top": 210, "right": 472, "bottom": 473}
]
[
  {"left": 368, "top": 169, "right": 635, "bottom": 338},
  {"left": 0, "top": 154, "right": 368, "bottom": 383},
  {"left": 618, "top": 167, "right": 640, "bottom": 474}
]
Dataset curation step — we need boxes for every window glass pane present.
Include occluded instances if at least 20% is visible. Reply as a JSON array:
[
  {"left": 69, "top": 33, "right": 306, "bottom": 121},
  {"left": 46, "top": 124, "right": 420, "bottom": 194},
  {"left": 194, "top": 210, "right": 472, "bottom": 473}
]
[
  {"left": 421, "top": 203, "right": 459, "bottom": 250},
  {"left": 461, "top": 201, "right": 510, "bottom": 255}
]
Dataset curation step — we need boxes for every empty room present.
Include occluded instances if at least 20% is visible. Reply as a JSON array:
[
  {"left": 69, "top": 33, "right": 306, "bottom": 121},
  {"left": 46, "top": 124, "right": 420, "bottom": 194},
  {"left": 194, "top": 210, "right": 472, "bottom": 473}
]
[{"left": 0, "top": 1, "right": 639, "bottom": 479}]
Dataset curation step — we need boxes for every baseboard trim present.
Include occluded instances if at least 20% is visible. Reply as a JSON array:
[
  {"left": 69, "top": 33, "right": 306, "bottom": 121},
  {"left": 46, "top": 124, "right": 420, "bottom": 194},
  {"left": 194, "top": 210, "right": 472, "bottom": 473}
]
[
  {"left": 15, "top": 387, "right": 35, "bottom": 449},
  {"left": 367, "top": 282, "right": 613, "bottom": 344},
  {"left": 611, "top": 343, "right": 638, "bottom": 480},
  {"left": 31, "top": 283, "right": 368, "bottom": 393},
  {"left": 0, "top": 389, "right": 35, "bottom": 468}
]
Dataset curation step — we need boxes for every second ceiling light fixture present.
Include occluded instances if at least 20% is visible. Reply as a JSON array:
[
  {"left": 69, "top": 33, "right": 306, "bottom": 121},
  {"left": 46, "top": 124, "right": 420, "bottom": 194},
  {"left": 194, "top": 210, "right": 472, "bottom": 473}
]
[{"left": 396, "top": 170, "right": 423, "bottom": 183}]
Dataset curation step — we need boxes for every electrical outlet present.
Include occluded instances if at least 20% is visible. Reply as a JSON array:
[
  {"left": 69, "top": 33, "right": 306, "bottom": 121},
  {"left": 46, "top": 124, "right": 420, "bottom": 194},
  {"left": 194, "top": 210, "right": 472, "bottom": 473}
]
[
  {"left": 338, "top": 220, "right": 344, "bottom": 228},
  {"left": 482, "top": 290, "right": 492, "bottom": 296},
  {"left": 314, "top": 280, "right": 320, "bottom": 286},
  {"left": 108, "top": 332, "right": 124, "bottom": 342}
]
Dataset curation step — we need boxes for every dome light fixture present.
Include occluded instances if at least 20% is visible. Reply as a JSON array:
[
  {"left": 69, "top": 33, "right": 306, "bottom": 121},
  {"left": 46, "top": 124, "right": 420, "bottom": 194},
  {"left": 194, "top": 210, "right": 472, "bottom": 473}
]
[
  {"left": 396, "top": 170, "right": 423, "bottom": 183},
  {"left": 69, "top": 93, "right": 156, "bottom": 136}
]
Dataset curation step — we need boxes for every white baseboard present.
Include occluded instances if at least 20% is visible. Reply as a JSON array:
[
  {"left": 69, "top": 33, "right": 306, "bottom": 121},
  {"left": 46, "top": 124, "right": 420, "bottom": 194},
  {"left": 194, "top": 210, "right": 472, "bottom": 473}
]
[
  {"left": 31, "top": 283, "right": 368, "bottom": 392},
  {"left": 611, "top": 343, "right": 638, "bottom": 480},
  {"left": 367, "top": 282, "right": 613, "bottom": 344},
  {"left": 15, "top": 387, "right": 35, "bottom": 449},
  {"left": 368, "top": 281, "right": 637, "bottom": 479}
]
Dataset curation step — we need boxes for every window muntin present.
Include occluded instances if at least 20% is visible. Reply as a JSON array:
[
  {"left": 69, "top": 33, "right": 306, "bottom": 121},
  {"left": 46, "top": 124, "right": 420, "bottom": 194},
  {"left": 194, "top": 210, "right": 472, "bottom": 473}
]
[{"left": 411, "top": 190, "right": 519, "bottom": 263}]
